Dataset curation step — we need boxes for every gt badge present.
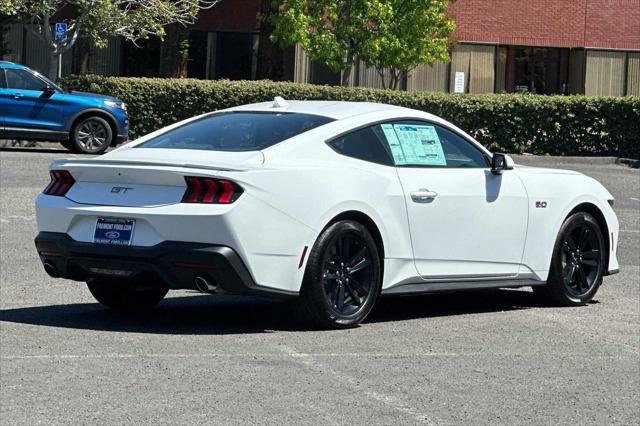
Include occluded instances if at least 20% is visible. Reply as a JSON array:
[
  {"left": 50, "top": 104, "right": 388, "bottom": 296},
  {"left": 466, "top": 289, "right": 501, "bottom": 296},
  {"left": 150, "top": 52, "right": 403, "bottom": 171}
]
[
  {"left": 536, "top": 201, "right": 547, "bottom": 208},
  {"left": 111, "top": 186, "right": 133, "bottom": 194}
]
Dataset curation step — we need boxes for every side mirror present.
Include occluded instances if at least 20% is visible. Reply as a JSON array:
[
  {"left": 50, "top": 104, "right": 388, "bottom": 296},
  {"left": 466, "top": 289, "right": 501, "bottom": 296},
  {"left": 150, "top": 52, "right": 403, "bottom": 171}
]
[
  {"left": 491, "top": 153, "right": 514, "bottom": 175},
  {"left": 42, "top": 85, "right": 56, "bottom": 97}
]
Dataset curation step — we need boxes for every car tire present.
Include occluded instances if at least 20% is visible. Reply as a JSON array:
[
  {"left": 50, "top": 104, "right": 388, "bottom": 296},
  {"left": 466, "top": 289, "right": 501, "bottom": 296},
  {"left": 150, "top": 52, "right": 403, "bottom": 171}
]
[
  {"left": 60, "top": 139, "right": 74, "bottom": 152},
  {"left": 299, "top": 220, "right": 382, "bottom": 329},
  {"left": 533, "top": 212, "right": 606, "bottom": 306},
  {"left": 87, "top": 278, "right": 168, "bottom": 311},
  {"left": 70, "top": 116, "right": 113, "bottom": 154}
]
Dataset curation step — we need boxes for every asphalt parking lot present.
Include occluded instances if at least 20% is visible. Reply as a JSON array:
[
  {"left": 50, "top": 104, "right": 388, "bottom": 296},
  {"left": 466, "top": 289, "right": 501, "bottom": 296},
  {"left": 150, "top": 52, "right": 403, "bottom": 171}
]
[{"left": 1, "top": 148, "right": 638, "bottom": 425}]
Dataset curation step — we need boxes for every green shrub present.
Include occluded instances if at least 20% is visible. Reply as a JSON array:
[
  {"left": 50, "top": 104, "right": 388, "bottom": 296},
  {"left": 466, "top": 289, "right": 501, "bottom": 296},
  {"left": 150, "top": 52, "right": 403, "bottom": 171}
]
[{"left": 62, "top": 75, "right": 640, "bottom": 158}]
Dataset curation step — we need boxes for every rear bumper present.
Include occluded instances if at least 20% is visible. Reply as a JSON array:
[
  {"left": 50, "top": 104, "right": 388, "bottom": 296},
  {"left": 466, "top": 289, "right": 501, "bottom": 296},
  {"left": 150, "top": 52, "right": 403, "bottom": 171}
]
[{"left": 34, "top": 232, "right": 297, "bottom": 298}]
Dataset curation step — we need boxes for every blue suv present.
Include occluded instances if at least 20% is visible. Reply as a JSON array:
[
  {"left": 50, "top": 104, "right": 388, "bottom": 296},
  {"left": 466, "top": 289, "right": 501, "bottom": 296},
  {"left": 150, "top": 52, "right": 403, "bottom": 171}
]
[{"left": 0, "top": 61, "right": 128, "bottom": 154}]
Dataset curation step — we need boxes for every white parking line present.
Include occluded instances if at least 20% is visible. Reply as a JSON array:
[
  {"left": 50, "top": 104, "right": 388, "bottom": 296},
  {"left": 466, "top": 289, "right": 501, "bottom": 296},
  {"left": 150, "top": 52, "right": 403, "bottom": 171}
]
[
  {"left": 0, "top": 352, "right": 485, "bottom": 360},
  {"left": 0, "top": 215, "right": 35, "bottom": 224},
  {"left": 620, "top": 229, "right": 640, "bottom": 233},
  {"left": 277, "top": 345, "right": 436, "bottom": 425},
  {"left": 1, "top": 352, "right": 630, "bottom": 361},
  {"left": 630, "top": 197, "right": 639, "bottom": 202}
]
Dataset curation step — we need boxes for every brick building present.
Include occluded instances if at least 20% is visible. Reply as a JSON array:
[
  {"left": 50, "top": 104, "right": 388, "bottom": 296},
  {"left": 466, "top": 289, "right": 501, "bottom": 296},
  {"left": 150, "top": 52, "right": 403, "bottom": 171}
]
[
  {"left": 446, "top": 0, "right": 640, "bottom": 95},
  {"left": 3, "top": 0, "right": 639, "bottom": 95}
]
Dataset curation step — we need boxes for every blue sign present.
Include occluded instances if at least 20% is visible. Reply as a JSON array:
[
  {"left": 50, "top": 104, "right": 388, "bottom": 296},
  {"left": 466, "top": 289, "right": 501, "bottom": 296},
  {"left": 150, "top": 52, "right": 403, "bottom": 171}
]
[
  {"left": 94, "top": 218, "right": 135, "bottom": 246},
  {"left": 55, "top": 23, "right": 67, "bottom": 41}
]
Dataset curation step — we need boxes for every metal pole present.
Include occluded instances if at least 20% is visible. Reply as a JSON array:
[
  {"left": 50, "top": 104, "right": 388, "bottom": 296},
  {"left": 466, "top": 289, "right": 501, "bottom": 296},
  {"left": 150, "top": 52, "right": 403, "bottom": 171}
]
[{"left": 57, "top": 53, "right": 62, "bottom": 80}]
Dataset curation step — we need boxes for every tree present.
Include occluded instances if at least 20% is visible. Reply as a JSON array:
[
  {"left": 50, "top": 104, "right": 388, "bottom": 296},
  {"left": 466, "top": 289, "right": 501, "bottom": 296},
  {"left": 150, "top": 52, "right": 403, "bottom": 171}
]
[
  {"left": 255, "top": 0, "right": 287, "bottom": 81},
  {"left": 158, "top": 23, "right": 190, "bottom": 78},
  {"left": 0, "top": 0, "right": 221, "bottom": 80},
  {"left": 72, "top": 35, "right": 91, "bottom": 75},
  {"left": 0, "top": 15, "right": 12, "bottom": 59},
  {"left": 270, "top": 0, "right": 455, "bottom": 89}
]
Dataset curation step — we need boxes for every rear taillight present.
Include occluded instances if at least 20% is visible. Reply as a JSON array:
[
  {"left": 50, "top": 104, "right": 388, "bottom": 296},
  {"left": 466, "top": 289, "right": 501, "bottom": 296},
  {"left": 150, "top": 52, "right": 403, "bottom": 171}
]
[
  {"left": 182, "top": 177, "right": 243, "bottom": 204},
  {"left": 43, "top": 170, "right": 75, "bottom": 196}
]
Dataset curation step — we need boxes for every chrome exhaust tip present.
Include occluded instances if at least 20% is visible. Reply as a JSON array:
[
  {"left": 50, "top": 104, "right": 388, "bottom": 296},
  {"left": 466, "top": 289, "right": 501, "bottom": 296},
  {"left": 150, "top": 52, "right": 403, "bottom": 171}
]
[
  {"left": 43, "top": 261, "right": 59, "bottom": 278},
  {"left": 194, "top": 274, "right": 216, "bottom": 293}
]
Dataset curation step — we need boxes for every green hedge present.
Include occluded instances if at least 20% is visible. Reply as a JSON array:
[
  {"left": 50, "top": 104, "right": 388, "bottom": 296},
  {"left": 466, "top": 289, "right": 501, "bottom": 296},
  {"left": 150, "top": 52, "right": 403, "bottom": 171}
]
[{"left": 62, "top": 75, "right": 640, "bottom": 158}]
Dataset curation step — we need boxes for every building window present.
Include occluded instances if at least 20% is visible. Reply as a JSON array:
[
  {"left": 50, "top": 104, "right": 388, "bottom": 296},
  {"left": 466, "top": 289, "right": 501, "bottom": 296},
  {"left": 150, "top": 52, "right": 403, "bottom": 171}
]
[
  {"left": 511, "top": 47, "right": 568, "bottom": 95},
  {"left": 187, "top": 30, "right": 208, "bottom": 79},
  {"left": 215, "top": 32, "right": 253, "bottom": 80}
]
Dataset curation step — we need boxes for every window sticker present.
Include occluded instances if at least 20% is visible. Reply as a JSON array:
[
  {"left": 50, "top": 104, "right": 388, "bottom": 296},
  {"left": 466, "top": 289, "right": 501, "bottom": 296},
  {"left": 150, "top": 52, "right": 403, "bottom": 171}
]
[
  {"left": 386, "top": 124, "right": 447, "bottom": 166},
  {"left": 381, "top": 124, "right": 406, "bottom": 164}
]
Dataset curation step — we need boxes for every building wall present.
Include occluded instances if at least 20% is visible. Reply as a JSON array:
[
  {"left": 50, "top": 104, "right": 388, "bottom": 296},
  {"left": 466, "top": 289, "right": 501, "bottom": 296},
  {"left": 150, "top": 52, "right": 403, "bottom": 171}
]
[
  {"left": 407, "top": 62, "right": 449, "bottom": 92},
  {"left": 585, "top": 0, "right": 640, "bottom": 50},
  {"left": 4, "top": 2, "right": 637, "bottom": 96},
  {"left": 628, "top": 52, "right": 640, "bottom": 95},
  {"left": 449, "top": 0, "right": 640, "bottom": 50},
  {"left": 193, "top": 0, "right": 261, "bottom": 32},
  {"left": 449, "top": 44, "right": 495, "bottom": 93},
  {"left": 585, "top": 50, "right": 627, "bottom": 96}
]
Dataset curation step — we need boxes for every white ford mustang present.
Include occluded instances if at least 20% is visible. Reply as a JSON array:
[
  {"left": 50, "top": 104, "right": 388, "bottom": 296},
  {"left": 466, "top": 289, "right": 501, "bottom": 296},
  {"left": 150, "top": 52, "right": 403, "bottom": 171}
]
[{"left": 35, "top": 98, "right": 620, "bottom": 328}]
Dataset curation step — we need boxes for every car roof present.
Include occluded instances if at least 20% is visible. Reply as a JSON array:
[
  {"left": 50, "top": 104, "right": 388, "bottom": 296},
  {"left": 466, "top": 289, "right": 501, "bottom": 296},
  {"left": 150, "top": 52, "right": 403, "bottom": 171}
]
[
  {"left": 0, "top": 61, "right": 28, "bottom": 69},
  {"left": 228, "top": 99, "right": 423, "bottom": 121}
]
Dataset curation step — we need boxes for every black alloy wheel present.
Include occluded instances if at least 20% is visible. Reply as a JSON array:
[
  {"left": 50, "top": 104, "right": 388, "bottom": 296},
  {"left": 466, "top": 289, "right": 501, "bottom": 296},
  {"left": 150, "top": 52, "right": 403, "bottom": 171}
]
[
  {"left": 321, "top": 231, "right": 374, "bottom": 316},
  {"left": 560, "top": 220, "right": 602, "bottom": 296},
  {"left": 534, "top": 212, "right": 605, "bottom": 306},
  {"left": 300, "top": 220, "right": 381, "bottom": 328}
]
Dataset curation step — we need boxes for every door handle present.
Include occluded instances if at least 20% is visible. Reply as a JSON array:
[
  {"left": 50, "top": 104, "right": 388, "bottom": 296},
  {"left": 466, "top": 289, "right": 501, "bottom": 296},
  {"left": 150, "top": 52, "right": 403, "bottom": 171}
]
[
  {"left": 410, "top": 189, "right": 438, "bottom": 203},
  {"left": 12, "top": 93, "right": 23, "bottom": 99}
]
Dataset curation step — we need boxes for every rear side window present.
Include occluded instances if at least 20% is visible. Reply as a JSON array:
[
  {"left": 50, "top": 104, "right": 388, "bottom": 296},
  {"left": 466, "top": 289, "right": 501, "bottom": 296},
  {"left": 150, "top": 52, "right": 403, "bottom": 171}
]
[
  {"left": 328, "top": 125, "right": 394, "bottom": 166},
  {"left": 138, "top": 112, "right": 334, "bottom": 151}
]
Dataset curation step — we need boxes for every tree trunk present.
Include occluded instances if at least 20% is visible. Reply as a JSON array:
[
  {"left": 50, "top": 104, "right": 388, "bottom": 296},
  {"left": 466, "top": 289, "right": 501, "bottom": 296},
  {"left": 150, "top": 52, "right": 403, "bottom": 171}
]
[
  {"left": 389, "top": 70, "right": 399, "bottom": 90},
  {"left": 377, "top": 67, "right": 388, "bottom": 89},
  {"left": 341, "top": 51, "right": 354, "bottom": 87},
  {"left": 73, "top": 36, "right": 91, "bottom": 74},
  {"left": 47, "top": 53, "right": 59, "bottom": 81},
  {"left": 159, "top": 23, "right": 190, "bottom": 78},
  {"left": 255, "top": 0, "right": 285, "bottom": 80}
]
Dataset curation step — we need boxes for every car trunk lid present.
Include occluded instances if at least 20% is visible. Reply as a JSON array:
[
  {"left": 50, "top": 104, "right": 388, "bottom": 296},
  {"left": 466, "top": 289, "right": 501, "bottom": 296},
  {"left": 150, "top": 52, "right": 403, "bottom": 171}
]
[{"left": 52, "top": 148, "right": 262, "bottom": 207}]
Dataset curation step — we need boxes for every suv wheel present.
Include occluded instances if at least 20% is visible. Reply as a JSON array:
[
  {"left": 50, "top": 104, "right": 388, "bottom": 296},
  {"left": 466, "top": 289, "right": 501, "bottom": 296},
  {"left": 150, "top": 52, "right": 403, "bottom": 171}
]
[{"left": 70, "top": 116, "right": 113, "bottom": 154}]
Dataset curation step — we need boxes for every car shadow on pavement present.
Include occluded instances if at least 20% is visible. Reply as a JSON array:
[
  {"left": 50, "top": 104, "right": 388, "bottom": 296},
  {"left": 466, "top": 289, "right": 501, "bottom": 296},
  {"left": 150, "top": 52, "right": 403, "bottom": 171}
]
[
  {"left": 370, "top": 288, "right": 544, "bottom": 323},
  {"left": 0, "top": 288, "right": 546, "bottom": 334},
  {"left": 0, "top": 147, "right": 70, "bottom": 154}
]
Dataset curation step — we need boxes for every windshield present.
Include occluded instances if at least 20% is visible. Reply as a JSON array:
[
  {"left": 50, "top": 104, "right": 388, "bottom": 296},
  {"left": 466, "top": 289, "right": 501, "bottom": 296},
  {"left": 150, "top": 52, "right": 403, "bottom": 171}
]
[
  {"left": 137, "top": 111, "right": 334, "bottom": 152},
  {"left": 31, "top": 70, "right": 64, "bottom": 92}
]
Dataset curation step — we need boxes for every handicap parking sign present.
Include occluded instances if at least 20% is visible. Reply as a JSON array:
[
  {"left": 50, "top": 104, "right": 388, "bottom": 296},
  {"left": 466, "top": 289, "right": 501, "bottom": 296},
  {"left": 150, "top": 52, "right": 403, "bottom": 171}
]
[{"left": 55, "top": 23, "right": 67, "bottom": 41}]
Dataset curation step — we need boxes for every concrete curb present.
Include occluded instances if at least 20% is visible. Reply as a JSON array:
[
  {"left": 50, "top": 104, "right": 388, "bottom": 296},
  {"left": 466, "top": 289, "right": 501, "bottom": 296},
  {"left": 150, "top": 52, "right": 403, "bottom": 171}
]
[
  {"left": 511, "top": 154, "right": 617, "bottom": 164},
  {"left": 0, "top": 140, "right": 59, "bottom": 149},
  {"left": 511, "top": 154, "right": 639, "bottom": 168},
  {"left": 616, "top": 158, "right": 640, "bottom": 168}
]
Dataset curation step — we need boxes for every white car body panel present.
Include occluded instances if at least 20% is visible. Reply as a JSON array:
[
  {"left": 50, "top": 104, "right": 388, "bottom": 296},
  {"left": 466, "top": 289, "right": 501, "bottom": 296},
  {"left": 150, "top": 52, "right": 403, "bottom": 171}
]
[
  {"left": 514, "top": 167, "right": 619, "bottom": 280},
  {"left": 35, "top": 101, "right": 620, "bottom": 295},
  {"left": 396, "top": 167, "right": 529, "bottom": 279}
]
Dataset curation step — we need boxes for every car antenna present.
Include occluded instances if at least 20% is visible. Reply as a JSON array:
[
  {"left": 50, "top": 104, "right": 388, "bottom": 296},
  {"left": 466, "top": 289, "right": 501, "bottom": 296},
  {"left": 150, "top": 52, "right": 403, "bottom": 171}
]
[{"left": 272, "top": 96, "right": 289, "bottom": 108}]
